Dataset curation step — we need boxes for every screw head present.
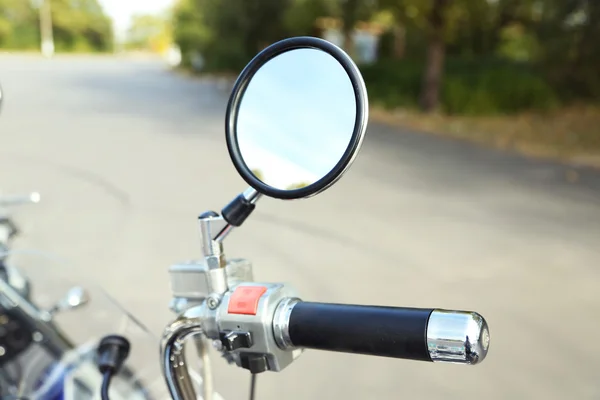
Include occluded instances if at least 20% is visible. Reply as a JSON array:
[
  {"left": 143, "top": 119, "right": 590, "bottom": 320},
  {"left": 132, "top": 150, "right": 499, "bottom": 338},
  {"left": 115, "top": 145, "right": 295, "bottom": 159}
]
[
  {"left": 32, "top": 331, "right": 44, "bottom": 342},
  {"left": 207, "top": 295, "right": 220, "bottom": 310}
]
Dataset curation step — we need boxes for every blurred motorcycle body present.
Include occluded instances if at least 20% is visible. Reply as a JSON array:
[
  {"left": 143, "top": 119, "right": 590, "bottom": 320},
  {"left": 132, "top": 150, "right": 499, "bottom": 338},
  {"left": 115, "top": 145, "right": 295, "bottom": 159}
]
[{"left": 0, "top": 85, "right": 165, "bottom": 400}]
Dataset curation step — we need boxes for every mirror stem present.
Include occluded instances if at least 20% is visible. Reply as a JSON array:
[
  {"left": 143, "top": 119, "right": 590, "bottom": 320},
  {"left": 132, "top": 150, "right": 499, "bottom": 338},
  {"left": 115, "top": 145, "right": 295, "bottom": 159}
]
[
  {"left": 221, "top": 188, "right": 261, "bottom": 228},
  {"left": 242, "top": 187, "right": 262, "bottom": 204},
  {"left": 198, "top": 188, "right": 261, "bottom": 259},
  {"left": 198, "top": 212, "right": 230, "bottom": 258}
]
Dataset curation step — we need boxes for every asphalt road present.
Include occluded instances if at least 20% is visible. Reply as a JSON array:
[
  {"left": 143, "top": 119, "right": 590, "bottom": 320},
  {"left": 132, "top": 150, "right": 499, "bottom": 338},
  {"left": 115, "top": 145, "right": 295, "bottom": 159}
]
[{"left": 1, "top": 54, "right": 600, "bottom": 400}]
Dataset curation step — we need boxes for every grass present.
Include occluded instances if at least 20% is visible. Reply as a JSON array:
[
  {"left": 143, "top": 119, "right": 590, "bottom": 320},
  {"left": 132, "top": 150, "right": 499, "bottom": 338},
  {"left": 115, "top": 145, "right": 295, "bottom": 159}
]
[{"left": 371, "top": 105, "right": 600, "bottom": 168}]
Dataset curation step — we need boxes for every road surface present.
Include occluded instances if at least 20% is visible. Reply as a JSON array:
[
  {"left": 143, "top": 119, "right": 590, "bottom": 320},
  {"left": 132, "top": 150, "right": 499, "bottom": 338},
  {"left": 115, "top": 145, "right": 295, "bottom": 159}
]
[{"left": 1, "top": 54, "right": 600, "bottom": 400}]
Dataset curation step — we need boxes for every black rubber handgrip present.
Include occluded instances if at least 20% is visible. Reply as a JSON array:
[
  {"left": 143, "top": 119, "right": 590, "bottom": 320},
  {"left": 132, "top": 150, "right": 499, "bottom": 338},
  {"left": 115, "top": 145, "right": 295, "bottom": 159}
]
[{"left": 288, "top": 302, "right": 434, "bottom": 361}]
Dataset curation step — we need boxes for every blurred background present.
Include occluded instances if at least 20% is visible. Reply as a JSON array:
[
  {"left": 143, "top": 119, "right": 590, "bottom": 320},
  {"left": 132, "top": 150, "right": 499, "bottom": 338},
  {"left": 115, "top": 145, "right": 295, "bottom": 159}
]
[{"left": 1, "top": 0, "right": 599, "bottom": 399}]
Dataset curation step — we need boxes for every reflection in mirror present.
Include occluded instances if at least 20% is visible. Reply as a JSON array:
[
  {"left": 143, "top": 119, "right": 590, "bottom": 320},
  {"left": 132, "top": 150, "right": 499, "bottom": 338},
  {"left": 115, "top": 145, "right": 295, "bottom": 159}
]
[{"left": 236, "top": 48, "right": 357, "bottom": 191}]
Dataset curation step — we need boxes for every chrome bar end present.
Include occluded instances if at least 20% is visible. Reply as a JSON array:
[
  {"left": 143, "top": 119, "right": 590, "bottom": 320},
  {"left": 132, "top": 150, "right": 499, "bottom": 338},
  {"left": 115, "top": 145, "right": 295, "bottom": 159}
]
[{"left": 426, "top": 309, "right": 490, "bottom": 365}]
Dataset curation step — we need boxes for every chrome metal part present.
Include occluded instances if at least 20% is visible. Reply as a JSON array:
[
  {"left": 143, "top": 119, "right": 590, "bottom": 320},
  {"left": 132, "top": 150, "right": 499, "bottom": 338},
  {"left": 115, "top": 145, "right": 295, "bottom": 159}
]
[
  {"left": 161, "top": 305, "right": 208, "bottom": 400},
  {"left": 272, "top": 297, "right": 301, "bottom": 350},
  {"left": 426, "top": 309, "right": 490, "bottom": 365},
  {"left": 169, "top": 258, "right": 254, "bottom": 310},
  {"left": 197, "top": 300, "right": 219, "bottom": 339},
  {"left": 0, "top": 223, "right": 11, "bottom": 245},
  {"left": 206, "top": 268, "right": 228, "bottom": 294},
  {"left": 0, "top": 192, "right": 41, "bottom": 207},
  {"left": 215, "top": 283, "right": 304, "bottom": 372},
  {"left": 193, "top": 335, "right": 214, "bottom": 400},
  {"left": 47, "top": 286, "right": 90, "bottom": 316},
  {"left": 242, "top": 187, "right": 262, "bottom": 204},
  {"left": 0, "top": 277, "right": 73, "bottom": 358},
  {"left": 1, "top": 263, "right": 30, "bottom": 298},
  {"left": 206, "top": 294, "right": 220, "bottom": 310},
  {"left": 225, "top": 258, "right": 254, "bottom": 287},
  {"left": 198, "top": 213, "right": 229, "bottom": 258},
  {"left": 169, "top": 261, "right": 213, "bottom": 302},
  {"left": 170, "top": 297, "right": 194, "bottom": 314}
]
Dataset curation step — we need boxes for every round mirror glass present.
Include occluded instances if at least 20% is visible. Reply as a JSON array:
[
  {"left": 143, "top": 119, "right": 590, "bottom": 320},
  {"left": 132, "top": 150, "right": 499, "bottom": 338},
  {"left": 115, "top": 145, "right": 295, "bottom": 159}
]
[{"left": 227, "top": 38, "right": 368, "bottom": 199}]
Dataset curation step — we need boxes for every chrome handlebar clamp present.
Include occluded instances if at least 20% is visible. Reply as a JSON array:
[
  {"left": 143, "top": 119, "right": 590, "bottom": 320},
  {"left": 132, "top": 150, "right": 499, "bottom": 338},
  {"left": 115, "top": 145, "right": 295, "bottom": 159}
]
[{"left": 168, "top": 258, "right": 254, "bottom": 314}]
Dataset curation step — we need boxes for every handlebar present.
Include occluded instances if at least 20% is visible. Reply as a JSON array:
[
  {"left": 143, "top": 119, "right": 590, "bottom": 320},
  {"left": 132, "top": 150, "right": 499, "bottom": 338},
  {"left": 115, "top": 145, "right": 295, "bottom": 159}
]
[
  {"left": 278, "top": 301, "right": 489, "bottom": 365},
  {"left": 163, "top": 276, "right": 492, "bottom": 400}
]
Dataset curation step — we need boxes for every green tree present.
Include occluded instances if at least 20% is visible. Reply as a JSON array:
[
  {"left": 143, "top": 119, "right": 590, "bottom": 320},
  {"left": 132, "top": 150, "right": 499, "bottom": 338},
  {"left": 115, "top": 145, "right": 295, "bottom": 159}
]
[
  {"left": 172, "top": 0, "right": 211, "bottom": 65},
  {"left": 125, "top": 12, "right": 172, "bottom": 52},
  {"left": 169, "top": 0, "right": 599, "bottom": 114},
  {"left": 0, "top": 0, "right": 38, "bottom": 49},
  {"left": 532, "top": 0, "right": 600, "bottom": 99},
  {"left": 173, "top": 0, "right": 291, "bottom": 72},
  {"left": 50, "top": 0, "right": 113, "bottom": 52},
  {"left": 420, "top": 0, "right": 450, "bottom": 112},
  {"left": 333, "top": 0, "right": 377, "bottom": 53},
  {"left": 284, "top": 0, "right": 336, "bottom": 36}
]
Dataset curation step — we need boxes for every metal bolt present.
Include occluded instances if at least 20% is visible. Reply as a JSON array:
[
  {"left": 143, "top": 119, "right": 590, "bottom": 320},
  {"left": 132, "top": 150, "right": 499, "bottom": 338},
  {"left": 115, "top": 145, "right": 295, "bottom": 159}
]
[
  {"left": 32, "top": 332, "right": 44, "bottom": 342},
  {"left": 207, "top": 295, "right": 220, "bottom": 310}
]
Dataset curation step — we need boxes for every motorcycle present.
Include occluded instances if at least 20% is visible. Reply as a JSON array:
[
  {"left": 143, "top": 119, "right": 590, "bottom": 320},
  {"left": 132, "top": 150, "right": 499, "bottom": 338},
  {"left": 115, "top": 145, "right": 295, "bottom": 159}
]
[
  {"left": 156, "top": 36, "right": 491, "bottom": 400},
  {"left": 0, "top": 191, "right": 40, "bottom": 297},
  {"left": 0, "top": 249, "right": 177, "bottom": 400},
  {"left": 1, "top": 35, "right": 491, "bottom": 400}
]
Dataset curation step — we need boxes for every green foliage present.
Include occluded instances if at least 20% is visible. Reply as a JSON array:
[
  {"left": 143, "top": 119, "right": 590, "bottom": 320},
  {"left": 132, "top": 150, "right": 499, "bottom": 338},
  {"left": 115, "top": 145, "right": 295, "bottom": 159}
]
[
  {"left": 362, "top": 58, "right": 559, "bottom": 115},
  {"left": 284, "top": 0, "right": 334, "bottom": 36},
  {"left": 496, "top": 24, "right": 539, "bottom": 62},
  {"left": 0, "top": 0, "right": 39, "bottom": 49},
  {"left": 533, "top": 0, "right": 600, "bottom": 100},
  {"left": 0, "top": 0, "right": 112, "bottom": 52},
  {"left": 174, "top": 0, "right": 291, "bottom": 73},
  {"left": 125, "top": 12, "right": 172, "bottom": 52},
  {"left": 441, "top": 60, "right": 559, "bottom": 115},
  {"left": 126, "top": 14, "right": 162, "bottom": 49},
  {"left": 52, "top": 0, "right": 113, "bottom": 52},
  {"left": 171, "top": 0, "right": 598, "bottom": 114},
  {"left": 172, "top": 0, "right": 211, "bottom": 66},
  {"left": 361, "top": 59, "right": 423, "bottom": 109}
]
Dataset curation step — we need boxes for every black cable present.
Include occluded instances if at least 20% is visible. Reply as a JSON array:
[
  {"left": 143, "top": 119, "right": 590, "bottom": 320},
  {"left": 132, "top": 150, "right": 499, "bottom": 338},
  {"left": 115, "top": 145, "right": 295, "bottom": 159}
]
[
  {"left": 249, "top": 373, "right": 257, "bottom": 400},
  {"left": 96, "top": 335, "right": 130, "bottom": 400},
  {"left": 100, "top": 370, "right": 112, "bottom": 400}
]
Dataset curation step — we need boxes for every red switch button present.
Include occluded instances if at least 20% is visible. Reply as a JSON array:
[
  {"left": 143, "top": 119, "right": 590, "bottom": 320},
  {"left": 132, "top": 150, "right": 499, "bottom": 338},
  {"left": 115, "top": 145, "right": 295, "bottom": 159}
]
[{"left": 228, "top": 286, "right": 268, "bottom": 315}]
